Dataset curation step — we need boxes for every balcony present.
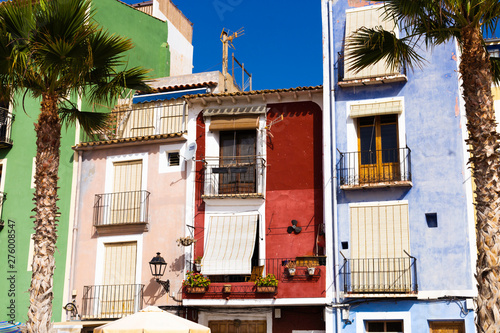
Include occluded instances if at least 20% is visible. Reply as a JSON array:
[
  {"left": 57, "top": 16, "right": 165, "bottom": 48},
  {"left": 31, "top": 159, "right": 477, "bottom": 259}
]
[
  {"left": 93, "top": 191, "right": 150, "bottom": 233},
  {"left": 201, "top": 156, "right": 266, "bottom": 199},
  {"left": 338, "top": 147, "right": 412, "bottom": 189},
  {"left": 0, "top": 107, "right": 13, "bottom": 148},
  {"left": 183, "top": 257, "right": 325, "bottom": 300},
  {"left": 82, "top": 101, "right": 186, "bottom": 143},
  {"left": 81, "top": 284, "right": 144, "bottom": 319},
  {"left": 340, "top": 256, "right": 418, "bottom": 296}
]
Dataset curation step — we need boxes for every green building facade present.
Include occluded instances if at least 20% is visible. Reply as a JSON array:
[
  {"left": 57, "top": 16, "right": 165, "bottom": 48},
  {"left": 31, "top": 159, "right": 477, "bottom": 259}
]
[{"left": 0, "top": 0, "right": 174, "bottom": 323}]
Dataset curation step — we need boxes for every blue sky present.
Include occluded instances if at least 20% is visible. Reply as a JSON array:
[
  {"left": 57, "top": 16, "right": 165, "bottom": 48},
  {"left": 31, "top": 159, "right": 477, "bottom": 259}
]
[{"left": 125, "top": 0, "right": 324, "bottom": 91}]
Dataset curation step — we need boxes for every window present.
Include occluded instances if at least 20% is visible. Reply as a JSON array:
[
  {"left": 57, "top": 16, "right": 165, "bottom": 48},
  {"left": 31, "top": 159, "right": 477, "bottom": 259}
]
[
  {"left": 429, "top": 321, "right": 465, "bottom": 333},
  {"left": 341, "top": 98, "right": 410, "bottom": 187},
  {"left": 159, "top": 143, "right": 184, "bottom": 173},
  {"left": 219, "top": 130, "right": 257, "bottom": 194},
  {"left": 349, "top": 202, "right": 412, "bottom": 293},
  {"left": 99, "top": 241, "right": 139, "bottom": 317},
  {"left": 109, "top": 160, "right": 143, "bottom": 224},
  {"left": 358, "top": 114, "right": 399, "bottom": 183},
  {"left": 201, "top": 214, "right": 259, "bottom": 280},
  {"left": 344, "top": 5, "right": 399, "bottom": 80},
  {"left": 101, "top": 153, "right": 149, "bottom": 226},
  {"left": 168, "top": 152, "right": 180, "bottom": 166},
  {"left": 365, "top": 320, "right": 403, "bottom": 332}
]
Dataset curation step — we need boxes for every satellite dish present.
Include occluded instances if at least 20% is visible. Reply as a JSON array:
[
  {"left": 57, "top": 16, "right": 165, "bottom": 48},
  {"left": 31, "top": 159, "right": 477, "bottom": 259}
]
[
  {"left": 181, "top": 142, "right": 197, "bottom": 160},
  {"left": 287, "top": 219, "right": 302, "bottom": 234}
]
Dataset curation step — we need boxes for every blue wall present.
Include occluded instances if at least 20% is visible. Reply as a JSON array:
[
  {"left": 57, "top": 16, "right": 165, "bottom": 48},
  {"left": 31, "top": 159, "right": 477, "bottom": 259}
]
[{"left": 332, "top": 1, "right": 474, "bottom": 294}]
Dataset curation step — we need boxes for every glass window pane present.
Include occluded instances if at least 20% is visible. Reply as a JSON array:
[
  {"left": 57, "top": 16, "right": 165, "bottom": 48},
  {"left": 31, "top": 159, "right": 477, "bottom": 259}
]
[
  {"left": 386, "top": 321, "right": 403, "bottom": 331},
  {"left": 381, "top": 123, "right": 398, "bottom": 163},
  {"left": 367, "top": 321, "right": 385, "bottom": 332},
  {"left": 360, "top": 126, "right": 376, "bottom": 165}
]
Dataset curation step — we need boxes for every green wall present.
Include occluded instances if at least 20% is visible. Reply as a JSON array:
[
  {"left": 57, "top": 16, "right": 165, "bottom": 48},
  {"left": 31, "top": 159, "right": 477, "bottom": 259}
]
[{"left": 0, "top": 0, "right": 169, "bottom": 323}]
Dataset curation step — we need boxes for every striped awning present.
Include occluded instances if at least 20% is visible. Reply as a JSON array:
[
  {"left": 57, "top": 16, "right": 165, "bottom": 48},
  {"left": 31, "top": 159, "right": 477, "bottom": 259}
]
[
  {"left": 201, "top": 214, "right": 258, "bottom": 275},
  {"left": 350, "top": 100, "right": 403, "bottom": 118},
  {"left": 132, "top": 88, "right": 208, "bottom": 104},
  {"left": 203, "top": 105, "right": 267, "bottom": 116}
]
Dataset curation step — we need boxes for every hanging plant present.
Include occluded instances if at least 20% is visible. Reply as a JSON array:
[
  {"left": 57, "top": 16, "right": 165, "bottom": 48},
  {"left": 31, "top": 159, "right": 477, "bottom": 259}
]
[{"left": 176, "top": 236, "right": 197, "bottom": 247}]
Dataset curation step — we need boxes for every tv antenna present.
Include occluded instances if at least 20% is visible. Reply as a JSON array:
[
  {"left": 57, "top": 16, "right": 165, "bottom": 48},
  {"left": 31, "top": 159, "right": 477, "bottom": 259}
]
[
  {"left": 265, "top": 114, "right": 284, "bottom": 138},
  {"left": 221, "top": 28, "right": 244, "bottom": 91}
]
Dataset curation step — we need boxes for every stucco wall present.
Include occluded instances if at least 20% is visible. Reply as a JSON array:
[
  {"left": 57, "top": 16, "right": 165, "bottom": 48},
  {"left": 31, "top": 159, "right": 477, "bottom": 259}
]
[
  {"left": 72, "top": 141, "right": 188, "bottom": 310},
  {"left": 332, "top": 0, "right": 473, "bottom": 293}
]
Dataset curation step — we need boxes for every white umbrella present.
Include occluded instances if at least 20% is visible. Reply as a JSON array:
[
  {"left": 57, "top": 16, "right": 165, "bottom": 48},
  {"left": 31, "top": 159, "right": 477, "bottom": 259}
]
[{"left": 94, "top": 306, "right": 210, "bottom": 333}]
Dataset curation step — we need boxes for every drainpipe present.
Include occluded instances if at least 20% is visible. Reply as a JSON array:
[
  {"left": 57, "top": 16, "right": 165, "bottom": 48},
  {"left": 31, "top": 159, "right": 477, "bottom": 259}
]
[{"left": 322, "top": 1, "right": 341, "bottom": 332}]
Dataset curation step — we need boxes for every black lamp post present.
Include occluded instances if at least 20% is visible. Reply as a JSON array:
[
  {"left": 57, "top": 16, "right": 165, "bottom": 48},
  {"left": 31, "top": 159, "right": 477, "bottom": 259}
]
[{"left": 149, "top": 252, "right": 170, "bottom": 293}]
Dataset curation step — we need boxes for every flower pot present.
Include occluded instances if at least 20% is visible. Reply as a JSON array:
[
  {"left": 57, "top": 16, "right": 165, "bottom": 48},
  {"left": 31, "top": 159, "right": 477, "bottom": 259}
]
[
  {"left": 256, "top": 286, "right": 276, "bottom": 293},
  {"left": 307, "top": 267, "right": 316, "bottom": 275},
  {"left": 223, "top": 284, "right": 232, "bottom": 293},
  {"left": 186, "top": 286, "right": 207, "bottom": 293},
  {"left": 287, "top": 268, "right": 296, "bottom": 276},
  {"left": 195, "top": 263, "right": 201, "bottom": 271}
]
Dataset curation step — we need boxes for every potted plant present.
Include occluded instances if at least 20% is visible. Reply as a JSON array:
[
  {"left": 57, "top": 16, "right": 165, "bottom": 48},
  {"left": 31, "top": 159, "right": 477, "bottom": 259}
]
[
  {"left": 306, "top": 263, "right": 316, "bottom": 275},
  {"left": 176, "top": 236, "right": 196, "bottom": 247},
  {"left": 183, "top": 271, "right": 211, "bottom": 293},
  {"left": 286, "top": 260, "right": 297, "bottom": 276},
  {"left": 255, "top": 273, "right": 278, "bottom": 293},
  {"left": 194, "top": 256, "right": 202, "bottom": 271}
]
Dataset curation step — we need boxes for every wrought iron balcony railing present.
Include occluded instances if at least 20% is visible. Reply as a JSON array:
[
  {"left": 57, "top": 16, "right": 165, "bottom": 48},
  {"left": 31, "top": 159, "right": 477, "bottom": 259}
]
[
  {"left": 341, "top": 256, "right": 418, "bottom": 294},
  {"left": 81, "top": 284, "right": 144, "bottom": 319},
  {"left": 0, "top": 107, "right": 13, "bottom": 148},
  {"left": 338, "top": 147, "right": 411, "bottom": 188},
  {"left": 93, "top": 190, "right": 150, "bottom": 226},
  {"left": 82, "top": 101, "right": 186, "bottom": 142},
  {"left": 202, "top": 156, "right": 266, "bottom": 198}
]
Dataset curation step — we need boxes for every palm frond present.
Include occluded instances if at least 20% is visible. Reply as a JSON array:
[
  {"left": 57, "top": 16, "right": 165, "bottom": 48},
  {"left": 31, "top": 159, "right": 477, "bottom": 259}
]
[
  {"left": 86, "top": 66, "right": 151, "bottom": 105},
  {"left": 58, "top": 106, "right": 110, "bottom": 136},
  {"left": 490, "top": 56, "right": 500, "bottom": 86},
  {"left": 346, "top": 26, "right": 426, "bottom": 75}
]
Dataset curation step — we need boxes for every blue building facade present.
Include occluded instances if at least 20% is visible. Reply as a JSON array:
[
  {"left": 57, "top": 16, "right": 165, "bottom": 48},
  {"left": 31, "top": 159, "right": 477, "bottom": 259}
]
[{"left": 322, "top": 1, "right": 477, "bottom": 332}]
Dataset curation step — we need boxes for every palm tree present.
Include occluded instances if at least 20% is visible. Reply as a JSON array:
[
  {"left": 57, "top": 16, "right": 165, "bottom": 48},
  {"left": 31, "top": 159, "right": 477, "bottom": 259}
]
[
  {"left": 0, "top": 0, "right": 150, "bottom": 332},
  {"left": 345, "top": 1, "right": 500, "bottom": 332}
]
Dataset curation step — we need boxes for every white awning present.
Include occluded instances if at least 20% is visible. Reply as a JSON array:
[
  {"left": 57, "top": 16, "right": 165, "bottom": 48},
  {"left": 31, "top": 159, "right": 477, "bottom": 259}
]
[{"left": 201, "top": 214, "right": 258, "bottom": 275}]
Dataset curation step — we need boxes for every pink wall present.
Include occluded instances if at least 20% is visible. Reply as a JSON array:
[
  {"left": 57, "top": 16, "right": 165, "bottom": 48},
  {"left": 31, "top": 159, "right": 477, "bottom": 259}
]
[{"left": 72, "top": 141, "right": 188, "bottom": 310}]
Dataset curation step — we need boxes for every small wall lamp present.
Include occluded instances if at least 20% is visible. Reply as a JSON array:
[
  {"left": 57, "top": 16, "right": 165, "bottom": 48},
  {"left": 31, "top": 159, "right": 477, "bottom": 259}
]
[{"left": 149, "top": 252, "right": 170, "bottom": 293}]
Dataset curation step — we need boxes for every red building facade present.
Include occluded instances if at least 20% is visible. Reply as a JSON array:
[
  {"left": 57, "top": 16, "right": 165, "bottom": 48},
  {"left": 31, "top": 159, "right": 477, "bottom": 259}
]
[{"left": 183, "top": 87, "right": 326, "bottom": 333}]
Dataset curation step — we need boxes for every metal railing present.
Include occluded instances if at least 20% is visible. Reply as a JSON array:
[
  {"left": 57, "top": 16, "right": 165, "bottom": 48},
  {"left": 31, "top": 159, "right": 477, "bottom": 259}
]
[
  {"left": 81, "top": 284, "right": 144, "bottom": 319},
  {"left": 0, "top": 107, "right": 13, "bottom": 147},
  {"left": 202, "top": 156, "right": 265, "bottom": 197},
  {"left": 94, "top": 190, "right": 150, "bottom": 226},
  {"left": 82, "top": 101, "right": 186, "bottom": 142},
  {"left": 338, "top": 147, "right": 411, "bottom": 187},
  {"left": 341, "top": 256, "right": 417, "bottom": 294},
  {"left": 189, "top": 257, "right": 324, "bottom": 282}
]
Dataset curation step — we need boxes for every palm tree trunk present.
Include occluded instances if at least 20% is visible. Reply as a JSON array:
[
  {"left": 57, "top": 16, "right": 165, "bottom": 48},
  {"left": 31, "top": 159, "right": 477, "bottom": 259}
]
[
  {"left": 27, "top": 94, "right": 61, "bottom": 333},
  {"left": 460, "top": 26, "right": 500, "bottom": 333}
]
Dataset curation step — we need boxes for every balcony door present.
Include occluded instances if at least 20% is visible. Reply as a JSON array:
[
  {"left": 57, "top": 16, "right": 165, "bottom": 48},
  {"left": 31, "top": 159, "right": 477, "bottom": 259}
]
[
  {"left": 358, "top": 115, "right": 399, "bottom": 184},
  {"left": 100, "top": 241, "right": 138, "bottom": 317},
  {"left": 350, "top": 203, "right": 410, "bottom": 293},
  {"left": 219, "top": 131, "right": 256, "bottom": 194},
  {"left": 109, "top": 160, "right": 143, "bottom": 224}
]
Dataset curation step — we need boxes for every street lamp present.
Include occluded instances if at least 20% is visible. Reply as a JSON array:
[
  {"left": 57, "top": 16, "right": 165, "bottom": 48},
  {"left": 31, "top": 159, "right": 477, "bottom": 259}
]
[{"left": 149, "top": 252, "right": 169, "bottom": 293}]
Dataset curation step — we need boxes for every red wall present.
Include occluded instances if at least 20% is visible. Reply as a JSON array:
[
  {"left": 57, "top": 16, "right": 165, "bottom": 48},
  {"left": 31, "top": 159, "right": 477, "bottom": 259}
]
[{"left": 265, "top": 101, "right": 323, "bottom": 258}]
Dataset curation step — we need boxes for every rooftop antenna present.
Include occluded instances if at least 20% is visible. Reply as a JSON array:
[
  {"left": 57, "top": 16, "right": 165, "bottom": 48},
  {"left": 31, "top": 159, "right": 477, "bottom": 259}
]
[{"left": 221, "top": 28, "right": 244, "bottom": 92}]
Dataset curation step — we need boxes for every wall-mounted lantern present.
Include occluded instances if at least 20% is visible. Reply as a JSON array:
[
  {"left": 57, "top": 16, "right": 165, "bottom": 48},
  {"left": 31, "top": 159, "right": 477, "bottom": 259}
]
[{"left": 149, "top": 252, "right": 170, "bottom": 293}]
